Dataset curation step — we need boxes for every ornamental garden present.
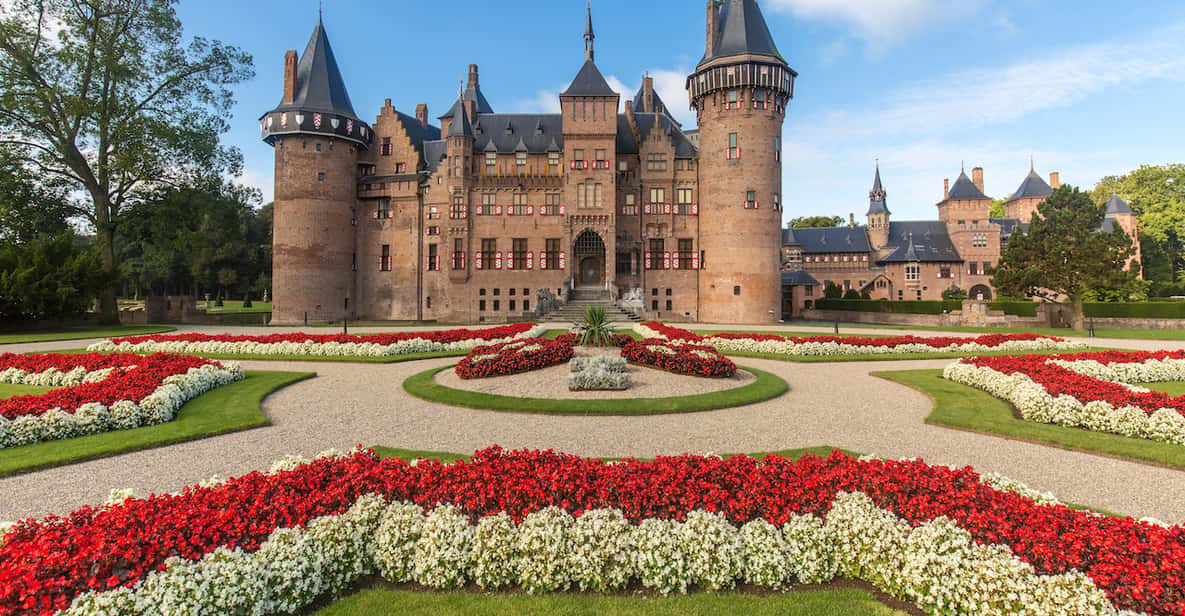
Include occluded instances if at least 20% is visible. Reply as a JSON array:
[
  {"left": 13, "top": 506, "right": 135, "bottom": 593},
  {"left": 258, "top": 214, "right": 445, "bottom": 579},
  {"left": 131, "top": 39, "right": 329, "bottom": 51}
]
[{"left": 0, "top": 318, "right": 1183, "bottom": 616}]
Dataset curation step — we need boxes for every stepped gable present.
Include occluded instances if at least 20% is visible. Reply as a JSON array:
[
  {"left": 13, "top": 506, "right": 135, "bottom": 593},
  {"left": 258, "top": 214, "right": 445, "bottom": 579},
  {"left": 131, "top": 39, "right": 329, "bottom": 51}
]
[
  {"left": 634, "top": 112, "right": 698, "bottom": 158},
  {"left": 879, "top": 221, "right": 962, "bottom": 263}
]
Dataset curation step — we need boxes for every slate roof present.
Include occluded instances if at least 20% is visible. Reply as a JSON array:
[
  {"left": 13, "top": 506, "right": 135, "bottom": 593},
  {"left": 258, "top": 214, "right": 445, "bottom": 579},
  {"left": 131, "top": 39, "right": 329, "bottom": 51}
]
[
  {"left": 867, "top": 165, "right": 889, "bottom": 215},
  {"left": 437, "top": 86, "right": 494, "bottom": 120},
  {"left": 422, "top": 140, "right": 447, "bottom": 174},
  {"left": 879, "top": 221, "right": 962, "bottom": 263},
  {"left": 446, "top": 102, "right": 472, "bottom": 138},
  {"left": 632, "top": 84, "right": 682, "bottom": 128},
  {"left": 1007, "top": 169, "right": 1052, "bottom": 203},
  {"left": 787, "top": 226, "right": 872, "bottom": 254},
  {"left": 945, "top": 171, "right": 989, "bottom": 200},
  {"left": 616, "top": 114, "right": 638, "bottom": 155},
  {"left": 1099, "top": 218, "right": 1120, "bottom": 233},
  {"left": 782, "top": 270, "right": 820, "bottom": 286},
  {"left": 634, "top": 112, "right": 698, "bottom": 158},
  {"left": 394, "top": 111, "right": 441, "bottom": 150},
  {"left": 700, "top": 0, "right": 786, "bottom": 67},
  {"left": 990, "top": 217, "right": 1029, "bottom": 239},
  {"left": 271, "top": 19, "right": 359, "bottom": 119},
  {"left": 1105, "top": 193, "right": 1134, "bottom": 215},
  {"left": 561, "top": 60, "right": 617, "bottom": 97},
  {"left": 782, "top": 228, "right": 799, "bottom": 245},
  {"left": 471, "top": 113, "right": 563, "bottom": 153}
]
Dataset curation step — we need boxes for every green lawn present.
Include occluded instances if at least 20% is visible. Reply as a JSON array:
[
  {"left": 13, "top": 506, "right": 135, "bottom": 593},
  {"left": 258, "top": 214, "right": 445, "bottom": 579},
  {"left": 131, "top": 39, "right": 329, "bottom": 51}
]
[
  {"left": 875, "top": 369, "right": 1185, "bottom": 471},
  {"left": 1147, "top": 382, "right": 1185, "bottom": 397},
  {"left": 0, "top": 384, "right": 52, "bottom": 398},
  {"left": 788, "top": 321, "right": 1185, "bottom": 341},
  {"left": 372, "top": 445, "right": 857, "bottom": 464},
  {"left": 695, "top": 329, "right": 892, "bottom": 339},
  {"left": 315, "top": 587, "right": 906, "bottom": 616},
  {"left": 202, "top": 300, "right": 273, "bottom": 314},
  {"left": 402, "top": 365, "right": 788, "bottom": 415},
  {"left": 0, "top": 325, "right": 175, "bottom": 345},
  {"left": 720, "top": 347, "right": 1112, "bottom": 364},
  {"left": 0, "top": 370, "right": 312, "bottom": 477}
]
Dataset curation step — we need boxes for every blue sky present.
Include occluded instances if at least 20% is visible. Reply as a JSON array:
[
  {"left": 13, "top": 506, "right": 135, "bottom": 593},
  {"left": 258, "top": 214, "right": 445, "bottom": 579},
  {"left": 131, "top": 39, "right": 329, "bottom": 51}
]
[{"left": 177, "top": 0, "right": 1185, "bottom": 223}]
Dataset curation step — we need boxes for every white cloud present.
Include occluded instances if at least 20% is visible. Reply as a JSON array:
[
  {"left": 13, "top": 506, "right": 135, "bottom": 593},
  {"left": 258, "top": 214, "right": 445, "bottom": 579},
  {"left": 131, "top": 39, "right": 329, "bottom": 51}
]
[{"left": 765, "top": 0, "right": 987, "bottom": 51}]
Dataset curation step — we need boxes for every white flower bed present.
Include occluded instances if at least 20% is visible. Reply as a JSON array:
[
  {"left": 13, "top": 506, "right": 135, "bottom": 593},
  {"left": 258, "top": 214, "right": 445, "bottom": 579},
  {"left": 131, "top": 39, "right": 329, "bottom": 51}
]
[
  {"left": 568, "top": 356, "right": 630, "bottom": 391},
  {"left": 85, "top": 325, "right": 548, "bottom": 358},
  {"left": 0, "top": 363, "right": 244, "bottom": 449},
  {"left": 57, "top": 490, "right": 1130, "bottom": 616},
  {"left": 944, "top": 359, "right": 1185, "bottom": 446},
  {"left": 634, "top": 323, "right": 1086, "bottom": 356}
]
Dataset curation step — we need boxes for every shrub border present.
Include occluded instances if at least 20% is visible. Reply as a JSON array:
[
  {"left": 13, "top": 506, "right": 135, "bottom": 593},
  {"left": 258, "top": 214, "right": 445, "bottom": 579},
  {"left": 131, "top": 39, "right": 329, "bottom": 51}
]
[{"left": 403, "top": 365, "right": 788, "bottom": 415}]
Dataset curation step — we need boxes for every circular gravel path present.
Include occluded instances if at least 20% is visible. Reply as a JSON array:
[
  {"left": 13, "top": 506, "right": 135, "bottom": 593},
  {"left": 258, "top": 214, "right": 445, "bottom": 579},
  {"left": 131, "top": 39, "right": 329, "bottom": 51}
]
[{"left": 1, "top": 327, "right": 1184, "bottom": 525}]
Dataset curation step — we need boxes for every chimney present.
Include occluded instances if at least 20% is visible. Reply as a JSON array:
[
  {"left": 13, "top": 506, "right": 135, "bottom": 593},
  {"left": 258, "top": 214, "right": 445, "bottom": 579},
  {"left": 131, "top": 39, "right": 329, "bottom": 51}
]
[
  {"left": 972, "top": 167, "right": 985, "bottom": 194},
  {"left": 1049, "top": 171, "right": 1061, "bottom": 189},
  {"left": 642, "top": 75, "right": 655, "bottom": 112},
  {"left": 705, "top": 0, "right": 719, "bottom": 58},
  {"left": 282, "top": 50, "right": 298, "bottom": 104},
  {"left": 415, "top": 103, "right": 429, "bottom": 127},
  {"left": 849, "top": 213, "right": 856, "bottom": 228},
  {"left": 943, "top": 178, "right": 950, "bottom": 200},
  {"left": 467, "top": 64, "right": 479, "bottom": 90}
]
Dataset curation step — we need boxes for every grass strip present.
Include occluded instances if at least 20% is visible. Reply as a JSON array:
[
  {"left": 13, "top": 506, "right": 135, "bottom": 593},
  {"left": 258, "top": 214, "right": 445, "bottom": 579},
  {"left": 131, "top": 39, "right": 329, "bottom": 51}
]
[
  {"left": 719, "top": 347, "right": 1113, "bottom": 364},
  {"left": 0, "top": 384, "right": 53, "bottom": 398},
  {"left": 0, "top": 326, "right": 176, "bottom": 345},
  {"left": 313, "top": 586, "right": 907, "bottom": 616},
  {"left": 874, "top": 369, "right": 1185, "bottom": 471},
  {"left": 786, "top": 321, "right": 1185, "bottom": 341},
  {"left": 0, "top": 370, "right": 313, "bottom": 477},
  {"left": 402, "top": 365, "right": 788, "bottom": 415}
]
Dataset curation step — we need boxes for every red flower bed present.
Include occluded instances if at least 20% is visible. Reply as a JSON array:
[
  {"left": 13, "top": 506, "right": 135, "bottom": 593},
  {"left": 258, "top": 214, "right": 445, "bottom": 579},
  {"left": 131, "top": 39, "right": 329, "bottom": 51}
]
[
  {"left": 105, "top": 323, "right": 537, "bottom": 346},
  {"left": 963, "top": 350, "right": 1185, "bottom": 417},
  {"left": 454, "top": 337, "right": 574, "bottom": 379},
  {"left": 1, "top": 448, "right": 1182, "bottom": 615},
  {"left": 641, "top": 321, "right": 1068, "bottom": 349},
  {"left": 621, "top": 339, "right": 736, "bottom": 378},
  {"left": 0, "top": 353, "right": 218, "bottom": 420}
]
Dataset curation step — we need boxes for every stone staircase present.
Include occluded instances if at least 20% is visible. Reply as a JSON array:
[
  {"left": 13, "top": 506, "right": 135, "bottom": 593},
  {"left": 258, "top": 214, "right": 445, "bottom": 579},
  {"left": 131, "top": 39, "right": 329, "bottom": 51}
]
[{"left": 547, "top": 287, "right": 642, "bottom": 323}]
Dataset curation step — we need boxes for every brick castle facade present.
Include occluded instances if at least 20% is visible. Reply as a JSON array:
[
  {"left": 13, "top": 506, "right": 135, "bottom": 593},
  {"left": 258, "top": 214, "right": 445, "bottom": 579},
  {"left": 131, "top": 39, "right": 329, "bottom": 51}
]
[{"left": 260, "top": 1, "right": 796, "bottom": 324}]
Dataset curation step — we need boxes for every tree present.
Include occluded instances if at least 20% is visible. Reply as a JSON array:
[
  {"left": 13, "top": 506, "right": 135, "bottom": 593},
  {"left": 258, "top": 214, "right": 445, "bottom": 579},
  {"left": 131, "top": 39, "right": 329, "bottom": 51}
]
[
  {"left": 992, "top": 186, "right": 1139, "bottom": 330},
  {"left": 0, "top": 147, "right": 72, "bottom": 243},
  {"left": 842, "top": 288, "right": 861, "bottom": 300},
  {"left": 790, "top": 215, "right": 844, "bottom": 228},
  {"left": 0, "top": 0, "right": 253, "bottom": 323},
  {"left": 0, "top": 231, "right": 108, "bottom": 320},
  {"left": 941, "top": 285, "right": 967, "bottom": 301},
  {"left": 1091, "top": 164, "right": 1185, "bottom": 288},
  {"left": 823, "top": 281, "right": 843, "bottom": 299},
  {"left": 989, "top": 198, "right": 1006, "bottom": 219}
]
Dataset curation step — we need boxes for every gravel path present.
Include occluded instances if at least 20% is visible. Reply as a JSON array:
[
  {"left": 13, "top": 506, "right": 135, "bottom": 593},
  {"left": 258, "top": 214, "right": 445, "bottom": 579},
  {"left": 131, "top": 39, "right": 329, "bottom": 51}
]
[{"left": 1, "top": 326, "right": 1184, "bottom": 524}]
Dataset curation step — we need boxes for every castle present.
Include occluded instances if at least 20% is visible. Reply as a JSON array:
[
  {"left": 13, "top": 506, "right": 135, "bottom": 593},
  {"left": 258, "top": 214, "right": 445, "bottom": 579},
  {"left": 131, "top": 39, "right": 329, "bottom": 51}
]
[
  {"left": 780, "top": 165, "right": 1141, "bottom": 318},
  {"left": 260, "top": 1, "right": 795, "bottom": 324}
]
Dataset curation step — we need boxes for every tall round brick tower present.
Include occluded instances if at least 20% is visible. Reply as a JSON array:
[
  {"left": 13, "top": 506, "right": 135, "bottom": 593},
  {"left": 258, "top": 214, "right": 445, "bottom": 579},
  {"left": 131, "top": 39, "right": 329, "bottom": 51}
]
[
  {"left": 689, "top": 0, "right": 796, "bottom": 323},
  {"left": 259, "top": 17, "right": 372, "bottom": 324}
]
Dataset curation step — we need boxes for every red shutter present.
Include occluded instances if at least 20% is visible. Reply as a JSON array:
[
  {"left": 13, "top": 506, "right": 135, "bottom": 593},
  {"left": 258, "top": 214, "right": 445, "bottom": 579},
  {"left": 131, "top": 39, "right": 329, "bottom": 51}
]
[
  {"left": 644, "top": 203, "right": 651, "bottom": 215},
  {"left": 476, "top": 250, "right": 483, "bottom": 270},
  {"left": 663, "top": 252, "right": 671, "bottom": 270},
  {"left": 583, "top": 160, "right": 589, "bottom": 169},
  {"left": 425, "top": 254, "right": 431, "bottom": 271},
  {"left": 495, "top": 204, "right": 502, "bottom": 216},
  {"left": 672, "top": 251, "right": 680, "bottom": 270},
  {"left": 664, "top": 203, "right": 672, "bottom": 214},
  {"left": 645, "top": 251, "right": 652, "bottom": 270},
  {"left": 539, "top": 251, "right": 548, "bottom": 270},
  {"left": 559, "top": 204, "right": 566, "bottom": 215},
  {"left": 527, "top": 204, "right": 533, "bottom": 215},
  {"left": 462, "top": 205, "right": 468, "bottom": 218},
  {"left": 495, "top": 251, "right": 503, "bottom": 269},
  {"left": 559, "top": 251, "right": 566, "bottom": 270},
  {"left": 505, "top": 250, "right": 513, "bottom": 270},
  {"left": 527, "top": 251, "right": 534, "bottom": 270},
  {"left": 691, "top": 202, "right": 698, "bottom": 215},
  {"left": 691, "top": 252, "right": 700, "bottom": 270},
  {"left": 507, "top": 205, "right": 515, "bottom": 216},
  {"left": 476, "top": 205, "right": 483, "bottom": 216}
]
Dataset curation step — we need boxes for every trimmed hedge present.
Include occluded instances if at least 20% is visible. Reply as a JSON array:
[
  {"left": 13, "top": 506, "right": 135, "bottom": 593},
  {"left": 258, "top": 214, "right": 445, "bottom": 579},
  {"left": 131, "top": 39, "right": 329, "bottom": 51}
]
[
  {"left": 814, "top": 299, "right": 963, "bottom": 315},
  {"left": 988, "top": 301, "right": 1039, "bottom": 317},
  {"left": 1083, "top": 302, "right": 1185, "bottom": 319}
]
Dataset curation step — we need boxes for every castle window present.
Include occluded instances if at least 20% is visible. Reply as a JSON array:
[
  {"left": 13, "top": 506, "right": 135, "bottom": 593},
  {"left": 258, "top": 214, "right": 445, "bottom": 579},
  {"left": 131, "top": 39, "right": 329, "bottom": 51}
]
[
  {"left": 727, "top": 133, "right": 739, "bottom": 160},
  {"left": 646, "top": 153, "right": 667, "bottom": 172},
  {"left": 512, "top": 238, "right": 528, "bottom": 270},
  {"left": 427, "top": 206, "right": 440, "bottom": 220},
  {"left": 381, "top": 137, "right": 391, "bottom": 156},
  {"left": 775, "top": 136, "right": 781, "bottom": 163},
  {"left": 939, "top": 267, "right": 951, "bottom": 279},
  {"left": 545, "top": 238, "right": 561, "bottom": 270},
  {"left": 452, "top": 237, "right": 465, "bottom": 270},
  {"left": 543, "top": 193, "right": 561, "bottom": 216},
  {"left": 317, "top": 172, "right": 325, "bottom": 182},
  {"left": 968, "top": 262, "right": 979, "bottom": 276},
  {"left": 678, "top": 239, "right": 694, "bottom": 270},
  {"left": 427, "top": 244, "right": 439, "bottom": 271},
  {"left": 512, "top": 193, "right": 528, "bottom": 216},
  {"left": 479, "top": 300, "right": 487, "bottom": 311},
  {"left": 616, "top": 251, "right": 633, "bottom": 275},
  {"left": 376, "top": 198, "right": 391, "bottom": 220},
  {"left": 578, "top": 180, "right": 602, "bottom": 209},
  {"left": 622, "top": 193, "right": 638, "bottom": 216},
  {"left": 481, "top": 239, "right": 497, "bottom": 270},
  {"left": 753, "top": 89, "right": 768, "bottom": 110},
  {"left": 686, "top": 159, "right": 695, "bottom": 170},
  {"left": 916, "top": 290, "right": 923, "bottom": 300},
  {"left": 572, "top": 149, "right": 586, "bottom": 170},
  {"left": 450, "top": 195, "right": 467, "bottom": 219},
  {"left": 452, "top": 155, "right": 462, "bottom": 177},
  {"left": 509, "top": 300, "right": 516, "bottom": 311},
  {"left": 734, "top": 285, "right": 741, "bottom": 296},
  {"left": 548, "top": 152, "right": 560, "bottom": 175},
  {"left": 426, "top": 226, "right": 439, "bottom": 236},
  {"left": 906, "top": 264, "right": 920, "bottom": 281},
  {"left": 676, "top": 188, "right": 693, "bottom": 215},
  {"left": 479, "top": 193, "right": 496, "bottom": 216},
  {"left": 618, "top": 160, "right": 629, "bottom": 172},
  {"left": 595, "top": 149, "right": 607, "bottom": 169},
  {"left": 648, "top": 239, "right": 665, "bottom": 270},
  {"left": 380, "top": 244, "right": 392, "bottom": 271},
  {"left": 773, "top": 193, "right": 780, "bottom": 212},
  {"left": 493, "top": 300, "right": 500, "bottom": 311},
  {"left": 983, "top": 261, "right": 991, "bottom": 272},
  {"left": 315, "top": 143, "right": 322, "bottom": 152},
  {"left": 649, "top": 187, "right": 665, "bottom": 208},
  {"left": 726, "top": 89, "right": 739, "bottom": 110},
  {"left": 515, "top": 151, "right": 527, "bottom": 175},
  {"left": 352, "top": 252, "right": 356, "bottom": 271},
  {"left": 745, "top": 190, "right": 758, "bottom": 209},
  {"left": 972, "top": 233, "right": 988, "bottom": 248},
  {"left": 485, "top": 152, "right": 497, "bottom": 175}
]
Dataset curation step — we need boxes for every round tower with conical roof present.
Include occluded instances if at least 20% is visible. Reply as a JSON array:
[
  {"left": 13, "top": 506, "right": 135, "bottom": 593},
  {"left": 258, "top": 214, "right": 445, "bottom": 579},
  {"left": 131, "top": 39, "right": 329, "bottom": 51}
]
[
  {"left": 260, "top": 17, "right": 372, "bottom": 324},
  {"left": 689, "top": 0, "right": 796, "bottom": 323}
]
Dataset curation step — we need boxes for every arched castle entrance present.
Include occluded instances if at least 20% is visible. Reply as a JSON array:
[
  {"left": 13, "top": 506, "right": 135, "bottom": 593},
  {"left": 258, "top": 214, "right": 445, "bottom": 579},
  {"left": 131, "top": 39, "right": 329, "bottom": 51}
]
[
  {"left": 573, "top": 230, "right": 606, "bottom": 287},
  {"left": 969, "top": 284, "right": 993, "bottom": 301}
]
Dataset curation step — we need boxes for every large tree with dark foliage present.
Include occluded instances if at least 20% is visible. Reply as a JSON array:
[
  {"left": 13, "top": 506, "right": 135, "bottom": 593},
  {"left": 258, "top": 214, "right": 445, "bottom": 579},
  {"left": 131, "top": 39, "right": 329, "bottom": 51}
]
[
  {"left": 0, "top": 231, "right": 108, "bottom": 320},
  {"left": 0, "top": 0, "right": 252, "bottom": 323},
  {"left": 992, "top": 186, "right": 1139, "bottom": 330}
]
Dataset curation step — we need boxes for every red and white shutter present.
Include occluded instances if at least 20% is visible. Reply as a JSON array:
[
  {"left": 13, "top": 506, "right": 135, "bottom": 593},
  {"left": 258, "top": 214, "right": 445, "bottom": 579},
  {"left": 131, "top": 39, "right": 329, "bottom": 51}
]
[
  {"left": 539, "top": 251, "right": 548, "bottom": 270},
  {"left": 663, "top": 203, "right": 671, "bottom": 215},
  {"left": 476, "top": 250, "right": 483, "bottom": 270},
  {"left": 663, "top": 251, "right": 671, "bottom": 270},
  {"left": 672, "top": 251, "right": 680, "bottom": 270},
  {"left": 691, "top": 202, "right": 698, "bottom": 215},
  {"left": 559, "top": 251, "right": 566, "bottom": 270},
  {"left": 505, "top": 250, "right": 513, "bottom": 270},
  {"left": 527, "top": 251, "right": 534, "bottom": 270},
  {"left": 476, "top": 205, "right": 483, "bottom": 216},
  {"left": 643, "top": 203, "right": 651, "bottom": 215},
  {"left": 495, "top": 204, "right": 503, "bottom": 216},
  {"left": 425, "top": 254, "right": 431, "bottom": 271},
  {"left": 495, "top": 251, "right": 503, "bottom": 269},
  {"left": 645, "top": 251, "right": 652, "bottom": 270},
  {"left": 691, "top": 251, "right": 700, "bottom": 270},
  {"left": 507, "top": 205, "right": 515, "bottom": 216},
  {"left": 559, "top": 203, "right": 566, "bottom": 216}
]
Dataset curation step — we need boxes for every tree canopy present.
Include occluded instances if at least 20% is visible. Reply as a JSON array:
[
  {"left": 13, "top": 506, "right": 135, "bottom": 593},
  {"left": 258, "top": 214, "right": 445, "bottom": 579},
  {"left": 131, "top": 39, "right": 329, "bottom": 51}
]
[
  {"left": 0, "top": 0, "right": 253, "bottom": 323},
  {"left": 992, "top": 186, "right": 1140, "bottom": 330},
  {"left": 789, "top": 215, "right": 845, "bottom": 228},
  {"left": 1091, "top": 164, "right": 1185, "bottom": 293},
  {"left": 0, "top": 231, "right": 108, "bottom": 321}
]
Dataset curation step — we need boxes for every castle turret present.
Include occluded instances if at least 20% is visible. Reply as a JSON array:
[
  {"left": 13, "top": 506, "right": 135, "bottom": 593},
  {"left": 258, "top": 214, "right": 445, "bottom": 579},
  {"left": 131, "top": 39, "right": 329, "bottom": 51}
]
[
  {"left": 1104, "top": 193, "right": 1141, "bottom": 275},
  {"left": 1004, "top": 160, "right": 1053, "bottom": 222},
  {"left": 260, "top": 16, "right": 371, "bottom": 324},
  {"left": 688, "top": 0, "right": 796, "bottom": 323},
  {"left": 867, "top": 163, "right": 890, "bottom": 249}
]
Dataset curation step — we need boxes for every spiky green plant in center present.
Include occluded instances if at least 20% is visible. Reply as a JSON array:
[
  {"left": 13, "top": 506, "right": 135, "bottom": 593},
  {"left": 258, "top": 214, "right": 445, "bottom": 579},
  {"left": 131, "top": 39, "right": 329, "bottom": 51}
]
[{"left": 574, "top": 305, "right": 615, "bottom": 346}]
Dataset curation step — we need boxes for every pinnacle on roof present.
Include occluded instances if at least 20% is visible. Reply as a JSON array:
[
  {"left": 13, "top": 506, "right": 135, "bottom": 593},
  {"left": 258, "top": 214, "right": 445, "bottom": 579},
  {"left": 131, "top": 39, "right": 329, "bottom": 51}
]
[
  {"left": 946, "top": 170, "right": 989, "bottom": 200},
  {"left": 1105, "top": 193, "right": 1134, "bottom": 215},
  {"left": 1007, "top": 167, "right": 1053, "bottom": 203},
  {"left": 273, "top": 18, "right": 359, "bottom": 120},
  {"left": 700, "top": 0, "right": 786, "bottom": 67},
  {"left": 584, "top": 1, "right": 595, "bottom": 62},
  {"left": 867, "top": 163, "right": 890, "bottom": 215},
  {"left": 446, "top": 97, "right": 473, "bottom": 138},
  {"left": 562, "top": 3, "right": 616, "bottom": 97}
]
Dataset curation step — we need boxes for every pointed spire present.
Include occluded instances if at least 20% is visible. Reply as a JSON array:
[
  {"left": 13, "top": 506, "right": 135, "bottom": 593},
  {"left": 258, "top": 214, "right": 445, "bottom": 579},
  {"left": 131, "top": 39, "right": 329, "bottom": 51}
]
[
  {"left": 584, "top": 1, "right": 595, "bottom": 62},
  {"left": 447, "top": 90, "right": 472, "bottom": 139},
  {"left": 700, "top": 0, "right": 785, "bottom": 67},
  {"left": 273, "top": 17, "right": 359, "bottom": 119},
  {"left": 867, "top": 162, "right": 890, "bottom": 216},
  {"left": 1105, "top": 192, "right": 1134, "bottom": 215}
]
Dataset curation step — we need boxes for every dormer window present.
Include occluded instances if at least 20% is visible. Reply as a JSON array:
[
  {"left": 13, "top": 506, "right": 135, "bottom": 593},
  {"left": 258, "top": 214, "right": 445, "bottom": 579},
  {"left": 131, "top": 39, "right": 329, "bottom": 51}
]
[{"left": 548, "top": 152, "right": 560, "bottom": 175}]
